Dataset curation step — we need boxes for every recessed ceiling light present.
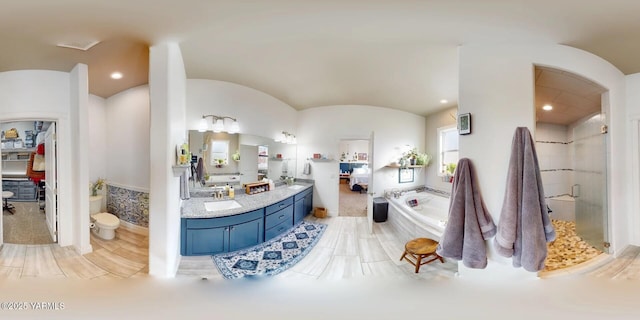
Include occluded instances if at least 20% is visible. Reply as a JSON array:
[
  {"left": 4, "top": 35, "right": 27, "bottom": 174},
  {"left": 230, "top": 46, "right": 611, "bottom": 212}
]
[
  {"left": 440, "top": 99, "right": 448, "bottom": 104},
  {"left": 543, "top": 104, "right": 553, "bottom": 111},
  {"left": 110, "top": 72, "right": 123, "bottom": 80}
]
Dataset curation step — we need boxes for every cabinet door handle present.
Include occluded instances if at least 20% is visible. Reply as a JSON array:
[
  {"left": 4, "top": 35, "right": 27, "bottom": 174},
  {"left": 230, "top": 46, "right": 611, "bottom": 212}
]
[
  {"left": 279, "top": 204, "right": 285, "bottom": 207},
  {"left": 230, "top": 226, "right": 234, "bottom": 230},
  {"left": 279, "top": 214, "right": 285, "bottom": 219},
  {"left": 278, "top": 226, "right": 285, "bottom": 232}
]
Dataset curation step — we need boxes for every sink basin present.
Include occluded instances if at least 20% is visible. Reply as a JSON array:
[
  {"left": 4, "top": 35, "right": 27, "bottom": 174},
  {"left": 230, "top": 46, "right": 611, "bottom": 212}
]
[
  {"left": 204, "top": 200, "right": 242, "bottom": 212},
  {"left": 288, "top": 185, "right": 305, "bottom": 190}
]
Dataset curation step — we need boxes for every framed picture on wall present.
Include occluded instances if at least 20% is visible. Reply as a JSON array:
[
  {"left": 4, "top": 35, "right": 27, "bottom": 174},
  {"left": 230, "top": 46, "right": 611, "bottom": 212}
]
[
  {"left": 458, "top": 113, "right": 471, "bottom": 135},
  {"left": 357, "top": 153, "right": 368, "bottom": 161},
  {"left": 399, "top": 168, "right": 414, "bottom": 183}
]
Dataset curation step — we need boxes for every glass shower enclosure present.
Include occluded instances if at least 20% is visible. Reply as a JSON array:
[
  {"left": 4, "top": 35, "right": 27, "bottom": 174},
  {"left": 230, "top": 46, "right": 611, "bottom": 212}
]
[{"left": 573, "top": 113, "right": 609, "bottom": 253}]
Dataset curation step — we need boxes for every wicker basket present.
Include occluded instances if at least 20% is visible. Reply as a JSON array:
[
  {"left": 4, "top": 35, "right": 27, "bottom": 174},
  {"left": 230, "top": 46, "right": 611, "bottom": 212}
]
[
  {"left": 4, "top": 128, "right": 18, "bottom": 139},
  {"left": 314, "top": 207, "right": 327, "bottom": 218}
]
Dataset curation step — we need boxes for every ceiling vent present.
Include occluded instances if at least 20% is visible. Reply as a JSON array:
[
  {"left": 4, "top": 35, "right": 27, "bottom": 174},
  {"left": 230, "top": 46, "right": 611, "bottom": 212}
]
[{"left": 56, "top": 40, "right": 101, "bottom": 51}]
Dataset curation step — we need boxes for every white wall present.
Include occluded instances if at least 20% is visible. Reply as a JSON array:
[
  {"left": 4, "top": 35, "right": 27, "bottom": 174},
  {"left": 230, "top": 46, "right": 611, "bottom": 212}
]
[
  {"left": 425, "top": 106, "right": 457, "bottom": 192},
  {"left": 69, "top": 64, "right": 91, "bottom": 253},
  {"left": 339, "top": 140, "right": 369, "bottom": 162},
  {"left": 186, "top": 79, "right": 297, "bottom": 138},
  {"left": 88, "top": 95, "right": 107, "bottom": 186},
  {"left": 625, "top": 73, "right": 640, "bottom": 246},
  {"left": 149, "top": 43, "right": 186, "bottom": 277},
  {"left": 535, "top": 123, "right": 571, "bottom": 198},
  {"left": 458, "top": 44, "right": 626, "bottom": 280},
  {"left": 297, "top": 105, "right": 426, "bottom": 216},
  {"left": 0, "top": 69, "right": 83, "bottom": 252},
  {"left": 105, "top": 85, "right": 150, "bottom": 191}
]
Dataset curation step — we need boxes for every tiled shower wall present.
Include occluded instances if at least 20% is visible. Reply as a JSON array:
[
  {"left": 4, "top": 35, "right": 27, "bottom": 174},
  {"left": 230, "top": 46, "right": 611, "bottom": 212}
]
[
  {"left": 535, "top": 123, "right": 573, "bottom": 198},
  {"left": 106, "top": 184, "right": 149, "bottom": 228}
]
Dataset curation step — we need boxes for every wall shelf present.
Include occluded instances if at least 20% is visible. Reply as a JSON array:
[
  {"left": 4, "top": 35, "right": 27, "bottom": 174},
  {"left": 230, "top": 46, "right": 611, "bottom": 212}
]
[
  {"left": 308, "top": 158, "right": 334, "bottom": 162},
  {"left": 385, "top": 163, "right": 425, "bottom": 168},
  {"left": 172, "top": 165, "right": 191, "bottom": 177}
]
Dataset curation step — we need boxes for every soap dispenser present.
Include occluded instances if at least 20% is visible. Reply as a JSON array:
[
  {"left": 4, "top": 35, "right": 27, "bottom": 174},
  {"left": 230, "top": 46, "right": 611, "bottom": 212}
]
[{"left": 229, "top": 186, "right": 235, "bottom": 199}]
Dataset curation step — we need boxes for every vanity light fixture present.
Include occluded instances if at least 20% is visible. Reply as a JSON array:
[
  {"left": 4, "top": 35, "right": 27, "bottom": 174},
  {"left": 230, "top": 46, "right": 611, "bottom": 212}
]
[
  {"left": 198, "top": 115, "right": 240, "bottom": 134},
  {"left": 275, "top": 131, "right": 296, "bottom": 144}
]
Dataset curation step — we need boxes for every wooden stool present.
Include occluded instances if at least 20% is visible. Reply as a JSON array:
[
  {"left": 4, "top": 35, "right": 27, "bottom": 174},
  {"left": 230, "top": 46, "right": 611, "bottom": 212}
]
[
  {"left": 400, "top": 238, "right": 444, "bottom": 273},
  {"left": 3, "top": 191, "right": 15, "bottom": 214}
]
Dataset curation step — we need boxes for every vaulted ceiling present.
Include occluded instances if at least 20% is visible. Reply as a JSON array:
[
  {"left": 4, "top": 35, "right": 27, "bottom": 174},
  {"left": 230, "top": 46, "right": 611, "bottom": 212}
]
[{"left": 1, "top": 1, "right": 640, "bottom": 116}]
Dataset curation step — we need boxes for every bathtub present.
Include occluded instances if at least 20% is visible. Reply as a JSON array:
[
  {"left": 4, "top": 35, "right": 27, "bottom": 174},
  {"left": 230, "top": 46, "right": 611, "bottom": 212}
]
[
  {"left": 547, "top": 195, "right": 575, "bottom": 221},
  {"left": 386, "top": 191, "right": 450, "bottom": 244}
]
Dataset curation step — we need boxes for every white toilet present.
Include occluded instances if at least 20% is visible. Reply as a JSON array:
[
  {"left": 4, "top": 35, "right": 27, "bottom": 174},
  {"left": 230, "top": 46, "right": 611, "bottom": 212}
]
[{"left": 89, "top": 195, "right": 120, "bottom": 240}]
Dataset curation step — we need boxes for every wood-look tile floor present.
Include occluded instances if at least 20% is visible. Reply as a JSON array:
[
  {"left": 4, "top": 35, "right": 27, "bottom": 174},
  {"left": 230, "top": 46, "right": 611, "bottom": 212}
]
[
  {"left": 177, "top": 216, "right": 459, "bottom": 281},
  {"left": 2, "top": 215, "right": 639, "bottom": 282},
  {"left": 0, "top": 227, "right": 148, "bottom": 279}
]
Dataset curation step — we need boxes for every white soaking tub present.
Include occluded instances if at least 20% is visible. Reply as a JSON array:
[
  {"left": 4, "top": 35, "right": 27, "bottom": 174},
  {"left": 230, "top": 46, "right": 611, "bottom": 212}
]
[{"left": 386, "top": 190, "right": 450, "bottom": 245}]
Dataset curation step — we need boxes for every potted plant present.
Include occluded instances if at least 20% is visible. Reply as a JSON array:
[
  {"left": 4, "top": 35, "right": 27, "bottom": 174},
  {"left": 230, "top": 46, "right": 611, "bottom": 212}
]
[
  {"left": 232, "top": 150, "right": 240, "bottom": 161},
  {"left": 90, "top": 178, "right": 105, "bottom": 197},
  {"left": 400, "top": 147, "right": 421, "bottom": 166},
  {"left": 415, "top": 153, "right": 432, "bottom": 166}
]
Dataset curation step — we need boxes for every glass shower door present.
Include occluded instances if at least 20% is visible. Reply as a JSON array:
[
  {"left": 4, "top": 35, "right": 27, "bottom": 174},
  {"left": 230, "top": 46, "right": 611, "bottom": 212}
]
[{"left": 573, "top": 113, "right": 608, "bottom": 253}]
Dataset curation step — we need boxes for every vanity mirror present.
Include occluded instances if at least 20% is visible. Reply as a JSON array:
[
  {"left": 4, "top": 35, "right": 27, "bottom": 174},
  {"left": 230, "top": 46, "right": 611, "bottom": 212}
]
[{"left": 188, "top": 130, "right": 297, "bottom": 187}]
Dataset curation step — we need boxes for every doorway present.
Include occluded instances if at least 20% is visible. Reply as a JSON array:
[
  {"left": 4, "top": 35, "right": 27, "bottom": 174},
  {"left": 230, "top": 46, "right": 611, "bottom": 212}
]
[
  {"left": 338, "top": 139, "right": 370, "bottom": 217},
  {"left": 533, "top": 66, "right": 609, "bottom": 272},
  {"left": 1, "top": 120, "right": 57, "bottom": 244}
]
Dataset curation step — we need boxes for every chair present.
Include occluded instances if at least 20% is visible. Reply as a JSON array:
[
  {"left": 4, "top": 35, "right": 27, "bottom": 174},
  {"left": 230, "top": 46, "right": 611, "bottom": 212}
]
[
  {"left": 3, "top": 191, "right": 15, "bottom": 214},
  {"left": 400, "top": 238, "right": 444, "bottom": 273}
]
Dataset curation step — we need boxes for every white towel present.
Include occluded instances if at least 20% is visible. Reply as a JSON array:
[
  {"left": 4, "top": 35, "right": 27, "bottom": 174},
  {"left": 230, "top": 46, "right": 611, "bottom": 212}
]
[
  {"left": 180, "top": 170, "right": 190, "bottom": 200},
  {"left": 493, "top": 127, "right": 556, "bottom": 272},
  {"left": 303, "top": 162, "right": 311, "bottom": 175}
]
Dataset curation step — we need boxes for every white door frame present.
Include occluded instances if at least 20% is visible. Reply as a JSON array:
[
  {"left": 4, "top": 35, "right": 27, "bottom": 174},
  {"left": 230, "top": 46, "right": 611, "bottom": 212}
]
[
  {"left": 337, "top": 137, "right": 372, "bottom": 221},
  {"left": 0, "top": 114, "right": 79, "bottom": 251}
]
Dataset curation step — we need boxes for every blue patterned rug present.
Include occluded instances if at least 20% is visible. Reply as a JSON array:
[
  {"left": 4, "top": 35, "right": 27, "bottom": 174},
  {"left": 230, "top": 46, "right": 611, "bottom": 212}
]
[{"left": 213, "top": 221, "right": 327, "bottom": 279}]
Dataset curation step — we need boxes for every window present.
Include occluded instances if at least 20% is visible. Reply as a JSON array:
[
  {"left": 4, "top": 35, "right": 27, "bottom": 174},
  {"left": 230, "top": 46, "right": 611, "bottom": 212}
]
[
  {"left": 210, "top": 140, "right": 229, "bottom": 165},
  {"left": 437, "top": 125, "right": 459, "bottom": 176}
]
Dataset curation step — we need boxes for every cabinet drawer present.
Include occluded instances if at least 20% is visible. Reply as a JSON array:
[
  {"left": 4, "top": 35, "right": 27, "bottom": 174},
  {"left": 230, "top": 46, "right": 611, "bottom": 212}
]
[
  {"left": 265, "top": 197, "right": 294, "bottom": 216},
  {"left": 3, "top": 186, "right": 19, "bottom": 194},
  {"left": 265, "top": 218, "right": 293, "bottom": 241},
  {"left": 185, "top": 208, "right": 263, "bottom": 229},
  {"left": 265, "top": 205, "right": 293, "bottom": 229},
  {"left": 19, "top": 186, "right": 35, "bottom": 193}
]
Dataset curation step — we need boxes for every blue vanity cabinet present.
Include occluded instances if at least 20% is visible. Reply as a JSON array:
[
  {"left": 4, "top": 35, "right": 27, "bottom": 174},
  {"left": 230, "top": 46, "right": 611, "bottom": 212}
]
[
  {"left": 181, "top": 186, "right": 314, "bottom": 256},
  {"left": 294, "top": 188, "right": 313, "bottom": 224},
  {"left": 228, "top": 216, "right": 264, "bottom": 252},
  {"left": 264, "top": 196, "right": 294, "bottom": 241},
  {"left": 181, "top": 209, "right": 264, "bottom": 256},
  {"left": 303, "top": 189, "right": 313, "bottom": 219}
]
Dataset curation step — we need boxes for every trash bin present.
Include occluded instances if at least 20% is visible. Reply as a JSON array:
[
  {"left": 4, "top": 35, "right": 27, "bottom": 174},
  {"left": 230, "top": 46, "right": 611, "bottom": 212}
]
[{"left": 373, "top": 197, "right": 388, "bottom": 222}]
